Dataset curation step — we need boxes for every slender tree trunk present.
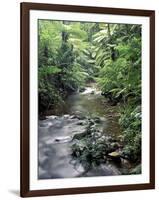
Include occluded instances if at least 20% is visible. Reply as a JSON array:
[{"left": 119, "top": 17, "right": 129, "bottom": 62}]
[{"left": 107, "top": 24, "right": 116, "bottom": 61}]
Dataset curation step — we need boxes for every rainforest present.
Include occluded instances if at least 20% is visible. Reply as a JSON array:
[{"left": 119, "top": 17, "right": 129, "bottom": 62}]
[{"left": 38, "top": 20, "right": 142, "bottom": 179}]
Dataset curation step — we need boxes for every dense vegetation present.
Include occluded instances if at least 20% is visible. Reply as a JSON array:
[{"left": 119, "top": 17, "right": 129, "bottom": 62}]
[{"left": 38, "top": 20, "right": 141, "bottom": 172}]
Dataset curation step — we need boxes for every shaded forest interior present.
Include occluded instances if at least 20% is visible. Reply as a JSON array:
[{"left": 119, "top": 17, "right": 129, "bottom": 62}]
[{"left": 38, "top": 20, "right": 141, "bottom": 176}]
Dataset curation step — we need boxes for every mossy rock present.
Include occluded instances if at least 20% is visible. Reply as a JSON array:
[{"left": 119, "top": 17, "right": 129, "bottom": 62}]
[
  {"left": 108, "top": 151, "right": 121, "bottom": 163},
  {"left": 108, "top": 151, "right": 120, "bottom": 158}
]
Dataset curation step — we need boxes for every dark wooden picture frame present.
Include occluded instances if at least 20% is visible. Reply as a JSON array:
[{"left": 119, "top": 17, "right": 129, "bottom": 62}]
[{"left": 20, "top": 2, "right": 155, "bottom": 197}]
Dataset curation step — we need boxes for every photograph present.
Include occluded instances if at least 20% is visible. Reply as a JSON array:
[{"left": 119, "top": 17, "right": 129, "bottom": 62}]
[
  {"left": 38, "top": 20, "right": 142, "bottom": 179},
  {"left": 20, "top": 3, "right": 155, "bottom": 196}
]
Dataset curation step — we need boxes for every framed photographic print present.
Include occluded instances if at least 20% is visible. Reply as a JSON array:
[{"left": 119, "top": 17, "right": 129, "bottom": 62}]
[{"left": 20, "top": 2, "right": 155, "bottom": 197}]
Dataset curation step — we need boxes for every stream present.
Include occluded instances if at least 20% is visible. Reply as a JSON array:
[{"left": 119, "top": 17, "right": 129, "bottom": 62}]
[{"left": 38, "top": 84, "right": 131, "bottom": 179}]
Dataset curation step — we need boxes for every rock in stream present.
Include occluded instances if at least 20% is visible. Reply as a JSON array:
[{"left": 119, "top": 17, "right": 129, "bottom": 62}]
[{"left": 38, "top": 114, "right": 121, "bottom": 179}]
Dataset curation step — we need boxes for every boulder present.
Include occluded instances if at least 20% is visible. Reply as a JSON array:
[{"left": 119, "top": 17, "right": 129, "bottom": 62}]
[
  {"left": 108, "top": 151, "right": 120, "bottom": 157},
  {"left": 108, "top": 151, "right": 121, "bottom": 163},
  {"left": 69, "top": 115, "right": 77, "bottom": 119},
  {"left": 55, "top": 138, "right": 60, "bottom": 142},
  {"left": 93, "top": 117, "right": 101, "bottom": 123},
  {"left": 63, "top": 114, "right": 70, "bottom": 118},
  {"left": 47, "top": 115, "right": 57, "bottom": 120},
  {"left": 76, "top": 121, "right": 86, "bottom": 126},
  {"left": 77, "top": 115, "right": 86, "bottom": 120},
  {"left": 91, "top": 91, "right": 95, "bottom": 94}
]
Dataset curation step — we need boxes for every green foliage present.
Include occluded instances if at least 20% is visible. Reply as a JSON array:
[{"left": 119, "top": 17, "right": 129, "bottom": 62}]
[
  {"left": 38, "top": 20, "right": 142, "bottom": 165},
  {"left": 119, "top": 105, "right": 141, "bottom": 162},
  {"left": 38, "top": 79, "right": 63, "bottom": 114},
  {"left": 72, "top": 135, "right": 110, "bottom": 169},
  {"left": 95, "top": 25, "right": 141, "bottom": 103},
  {"left": 93, "top": 24, "right": 141, "bottom": 163},
  {"left": 38, "top": 20, "right": 100, "bottom": 114},
  {"left": 39, "top": 66, "right": 61, "bottom": 78}
]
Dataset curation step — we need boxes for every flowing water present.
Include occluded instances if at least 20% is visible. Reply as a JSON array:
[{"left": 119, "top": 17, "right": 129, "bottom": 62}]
[{"left": 38, "top": 84, "right": 129, "bottom": 179}]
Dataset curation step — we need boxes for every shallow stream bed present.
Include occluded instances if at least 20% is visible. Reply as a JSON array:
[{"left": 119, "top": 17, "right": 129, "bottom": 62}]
[{"left": 38, "top": 85, "right": 132, "bottom": 179}]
